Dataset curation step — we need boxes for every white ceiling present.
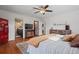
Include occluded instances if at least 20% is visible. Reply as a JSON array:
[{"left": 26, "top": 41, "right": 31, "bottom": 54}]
[{"left": 0, "top": 5, "right": 79, "bottom": 19}]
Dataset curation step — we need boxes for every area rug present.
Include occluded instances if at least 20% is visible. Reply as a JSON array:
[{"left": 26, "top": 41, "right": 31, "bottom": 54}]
[{"left": 16, "top": 42, "right": 30, "bottom": 54}]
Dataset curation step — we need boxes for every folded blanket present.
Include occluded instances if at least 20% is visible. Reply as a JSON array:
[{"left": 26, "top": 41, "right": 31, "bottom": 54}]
[{"left": 27, "top": 35, "right": 48, "bottom": 48}]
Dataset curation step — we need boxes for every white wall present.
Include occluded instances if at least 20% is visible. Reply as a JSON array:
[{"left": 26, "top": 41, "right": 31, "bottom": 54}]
[
  {"left": 0, "top": 9, "right": 43, "bottom": 41},
  {"left": 45, "top": 10, "right": 79, "bottom": 34}
]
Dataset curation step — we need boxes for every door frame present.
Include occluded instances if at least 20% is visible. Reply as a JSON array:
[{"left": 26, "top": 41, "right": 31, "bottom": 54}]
[
  {"left": 15, "top": 18, "right": 23, "bottom": 40},
  {"left": 34, "top": 21, "right": 39, "bottom": 36}
]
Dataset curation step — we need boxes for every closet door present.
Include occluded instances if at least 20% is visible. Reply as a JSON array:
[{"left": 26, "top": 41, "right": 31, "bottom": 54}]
[{"left": 0, "top": 18, "right": 8, "bottom": 44}]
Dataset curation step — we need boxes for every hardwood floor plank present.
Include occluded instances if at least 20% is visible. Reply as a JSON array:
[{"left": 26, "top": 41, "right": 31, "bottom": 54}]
[{"left": 0, "top": 38, "right": 29, "bottom": 54}]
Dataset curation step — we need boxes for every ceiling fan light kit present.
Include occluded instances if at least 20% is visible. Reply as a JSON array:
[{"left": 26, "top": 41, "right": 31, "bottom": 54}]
[{"left": 33, "top": 5, "right": 53, "bottom": 15}]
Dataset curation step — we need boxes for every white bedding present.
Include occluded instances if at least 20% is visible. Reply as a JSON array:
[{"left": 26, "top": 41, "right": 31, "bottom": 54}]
[
  {"left": 27, "top": 38, "right": 79, "bottom": 54},
  {"left": 48, "top": 34, "right": 64, "bottom": 41},
  {"left": 16, "top": 35, "right": 79, "bottom": 54}
]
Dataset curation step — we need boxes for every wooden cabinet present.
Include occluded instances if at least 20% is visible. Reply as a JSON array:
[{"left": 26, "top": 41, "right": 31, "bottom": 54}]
[
  {"left": 50, "top": 29, "right": 71, "bottom": 35},
  {"left": 0, "top": 18, "right": 8, "bottom": 44},
  {"left": 25, "top": 29, "right": 34, "bottom": 38}
]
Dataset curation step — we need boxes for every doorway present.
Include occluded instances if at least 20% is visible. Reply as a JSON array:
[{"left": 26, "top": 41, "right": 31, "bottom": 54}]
[
  {"left": 34, "top": 21, "right": 39, "bottom": 36},
  {"left": 15, "top": 18, "right": 23, "bottom": 40}
]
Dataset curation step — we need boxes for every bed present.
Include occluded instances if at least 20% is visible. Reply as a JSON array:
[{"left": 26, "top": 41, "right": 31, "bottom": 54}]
[{"left": 16, "top": 34, "right": 79, "bottom": 54}]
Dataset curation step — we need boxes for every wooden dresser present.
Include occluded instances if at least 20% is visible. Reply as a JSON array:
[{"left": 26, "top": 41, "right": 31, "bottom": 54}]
[
  {"left": 49, "top": 29, "right": 71, "bottom": 35},
  {"left": 25, "top": 29, "right": 34, "bottom": 38}
]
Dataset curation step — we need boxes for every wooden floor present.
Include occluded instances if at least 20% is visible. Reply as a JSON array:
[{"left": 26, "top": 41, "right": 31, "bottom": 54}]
[{"left": 0, "top": 37, "right": 30, "bottom": 54}]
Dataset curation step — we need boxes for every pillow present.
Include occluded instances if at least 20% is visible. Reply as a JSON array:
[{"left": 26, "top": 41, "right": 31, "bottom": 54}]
[
  {"left": 71, "top": 34, "right": 79, "bottom": 42},
  {"left": 49, "top": 36, "right": 60, "bottom": 41},
  {"left": 64, "top": 34, "right": 77, "bottom": 42},
  {"left": 56, "top": 34, "right": 64, "bottom": 38},
  {"left": 49, "top": 35, "right": 64, "bottom": 41},
  {"left": 28, "top": 35, "right": 48, "bottom": 48},
  {"left": 64, "top": 35, "right": 72, "bottom": 42},
  {"left": 69, "top": 34, "right": 77, "bottom": 39},
  {"left": 71, "top": 42, "right": 79, "bottom": 47},
  {"left": 71, "top": 35, "right": 79, "bottom": 47}
]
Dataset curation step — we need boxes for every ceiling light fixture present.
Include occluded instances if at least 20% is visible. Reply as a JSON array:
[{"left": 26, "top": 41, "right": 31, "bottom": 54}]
[{"left": 33, "top": 5, "right": 53, "bottom": 15}]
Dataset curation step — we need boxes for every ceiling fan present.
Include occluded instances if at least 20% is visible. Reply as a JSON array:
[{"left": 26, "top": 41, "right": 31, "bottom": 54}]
[{"left": 33, "top": 5, "right": 53, "bottom": 15}]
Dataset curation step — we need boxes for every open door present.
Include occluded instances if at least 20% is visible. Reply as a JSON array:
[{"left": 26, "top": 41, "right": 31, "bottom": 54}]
[
  {"left": 34, "top": 21, "right": 39, "bottom": 36},
  {"left": 0, "top": 18, "right": 8, "bottom": 44},
  {"left": 15, "top": 18, "right": 23, "bottom": 40}
]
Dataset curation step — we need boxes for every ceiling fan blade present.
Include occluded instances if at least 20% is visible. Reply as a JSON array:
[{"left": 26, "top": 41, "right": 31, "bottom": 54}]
[
  {"left": 40, "top": 5, "right": 44, "bottom": 8},
  {"left": 46, "top": 10, "right": 53, "bottom": 12},
  {"left": 33, "top": 7, "right": 40, "bottom": 10},
  {"left": 34, "top": 11, "right": 40, "bottom": 13},
  {"left": 44, "top": 5, "right": 49, "bottom": 9}
]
